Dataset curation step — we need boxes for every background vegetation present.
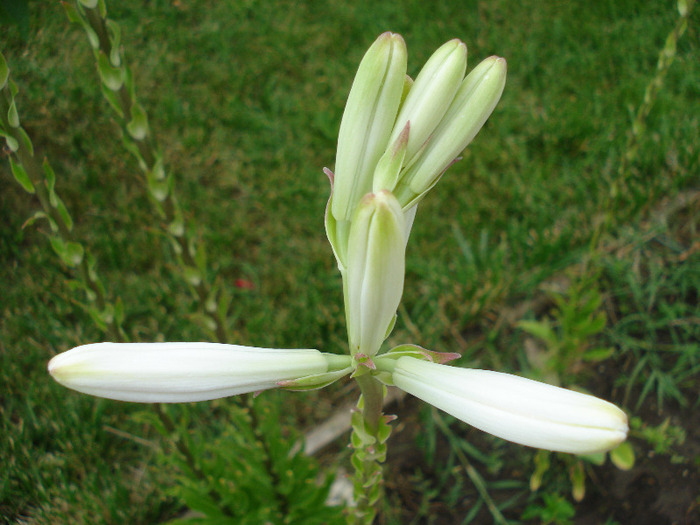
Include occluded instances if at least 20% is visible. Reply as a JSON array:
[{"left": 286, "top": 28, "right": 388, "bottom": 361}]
[{"left": 2, "top": 0, "right": 698, "bottom": 523}]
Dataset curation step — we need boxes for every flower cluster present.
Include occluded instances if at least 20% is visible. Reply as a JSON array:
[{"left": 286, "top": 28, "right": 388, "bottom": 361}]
[{"left": 48, "top": 33, "right": 627, "bottom": 457}]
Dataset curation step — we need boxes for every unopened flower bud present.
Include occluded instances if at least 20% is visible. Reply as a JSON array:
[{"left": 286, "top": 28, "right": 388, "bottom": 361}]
[
  {"left": 392, "top": 357, "right": 628, "bottom": 454},
  {"left": 48, "top": 342, "right": 331, "bottom": 403},
  {"left": 346, "top": 191, "right": 406, "bottom": 357},
  {"left": 394, "top": 56, "right": 507, "bottom": 208}
]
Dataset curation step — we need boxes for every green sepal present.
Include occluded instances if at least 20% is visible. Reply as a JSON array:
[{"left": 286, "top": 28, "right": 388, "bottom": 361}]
[
  {"left": 0, "top": 52, "right": 8, "bottom": 90},
  {"left": 50, "top": 236, "right": 85, "bottom": 267},
  {"left": 97, "top": 51, "right": 123, "bottom": 91},
  {"left": 278, "top": 365, "right": 353, "bottom": 391},
  {"left": 381, "top": 343, "right": 461, "bottom": 364},
  {"left": 77, "top": 0, "right": 99, "bottom": 8},
  {"left": 609, "top": 441, "right": 635, "bottom": 471},
  {"left": 9, "top": 156, "right": 34, "bottom": 193},
  {"left": 127, "top": 102, "right": 149, "bottom": 140}
]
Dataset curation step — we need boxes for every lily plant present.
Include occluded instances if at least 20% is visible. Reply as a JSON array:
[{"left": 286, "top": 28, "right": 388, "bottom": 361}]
[{"left": 49, "top": 32, "right": 628, "bottom": 524}]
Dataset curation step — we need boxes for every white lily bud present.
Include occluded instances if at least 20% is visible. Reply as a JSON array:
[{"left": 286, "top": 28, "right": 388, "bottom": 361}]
[
  {"left": 48, "top": 342, "right": 330, "bottom": 403},
  {"left": 392, "top": 357, "right": 628, "bottom": 454},
  {"left": 395, "top": 56, "right": 507, "bottom": 208},
  {"left": 346, "top": 190, "right": 406, "bottom": 357},
  {"left": 331, "top": 32, "right": 407, "bottom": 225},
  {"left": 385, "top": 39, "right": 467, "bottom": 165}
]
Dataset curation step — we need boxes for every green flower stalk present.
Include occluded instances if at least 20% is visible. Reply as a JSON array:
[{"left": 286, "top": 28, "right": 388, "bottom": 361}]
[{"left": 345, "top": 190, "right": 406, "bottom": 358}]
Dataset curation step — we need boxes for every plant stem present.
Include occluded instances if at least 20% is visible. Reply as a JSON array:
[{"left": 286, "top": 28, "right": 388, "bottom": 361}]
[{"left": 348, "top": 373, "right": 389, "bottom": 524}]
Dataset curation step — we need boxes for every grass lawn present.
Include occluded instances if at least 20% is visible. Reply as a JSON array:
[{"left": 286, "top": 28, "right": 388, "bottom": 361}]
[{"left": 1, "top": 0, "right": 698, "bottom": 523}]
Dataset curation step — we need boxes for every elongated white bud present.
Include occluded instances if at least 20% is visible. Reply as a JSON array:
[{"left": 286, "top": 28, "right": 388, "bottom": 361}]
[
  {"left": 392, "top": 357, "right": 628, "bottom": 454},
  {"left": 385, "top": 39, "right": 467, "bottom": 164},
  {"left": 394, "top": 56, "right": 507, "bottom": 208},
  {"left": 48, "top": 342, "right": 330, "bottom": 403},
  {"left": 346, "top": 190, "right": 406, "bottom": 357},
  {"left": 331, "top": 32, "right": 407, "bottom": 225}
]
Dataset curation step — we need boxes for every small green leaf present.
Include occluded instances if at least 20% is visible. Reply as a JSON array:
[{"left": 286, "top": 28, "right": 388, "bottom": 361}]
[
  {"left": 1, "top": 130, "right": 19, "bottom": 151},
  {"left": 106, "top": 20, "right": 122, "bottom": 67},
  {"left": 64, "top": 242, "right": 85, "bottom": 267},
  {"left": 183, "top": 266, "right": 201, "bottom": 287},
  {"left": 529, "top": 450, "right": 550, "bottom": 491},
  {"left": 517, "top": 319, "right": 558, "bottom": 346},
  {"left": 100, "top": 85, "right": 124, "bottom": 117},
  {"left": 583, "top": 346, "right": 615, "bottom": 362},
  {"left": 147, "top": 172, "right": 170, "bottom": 202},
  {"left": 54, "top": 196, "right": 74, "bottom": 231},
  {"left": 62, "top": 2, "right": 83, "bottom": 23},
  {"left": 7, "top": 99, "right": 19, "bottom": 127},
  {"left": 43, "top": 159, "right": 56, "bottom": 192},
  {"left": 87, "top": 305, "right": 108, "bottom": 332},
  {"left": 78, "top": 0, "right": 99, "bottom": 8},
  {"left": 610, "top": 441, "right": 635, "bottom": 471},
  {"left": 9, "top": 156, "right": 34, "bottom": 193},
  {"left": 22, "top": 210, "right": 51, "bottom": 230},
  {"left": 0, "top": 52, "right": 9, "bottom": 90},
  {"left": 569, "top": 460, "right": 585, "bottom": 502},
  {"left": 50, "top": 237, "right": 85, "bottom": 267},
  {"left": 17, "top": 127, "right": 33, "bottom": 156},
  {"left": 217, "top": 284, "right": 231, "bottom": 321},
  {"left": 97, "top": 51, "right": 123, "bottom": 91},
  {"left": 126, "top": 103, "right": 148, "bottom": 140},
  {"left": 113, "top": 297, "right": 125, "bottom": 327},
  {"left": 150, "top": 154, "right": 165, "bottom": 180}
]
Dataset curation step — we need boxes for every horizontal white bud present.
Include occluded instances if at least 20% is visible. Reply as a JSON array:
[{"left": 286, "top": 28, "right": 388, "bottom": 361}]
[
  {"left": 48, "top": 342, "right": 329, "bottom": 403},
  {"left": 392, "top": 357, "right": 628, "bottom": 454}
]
